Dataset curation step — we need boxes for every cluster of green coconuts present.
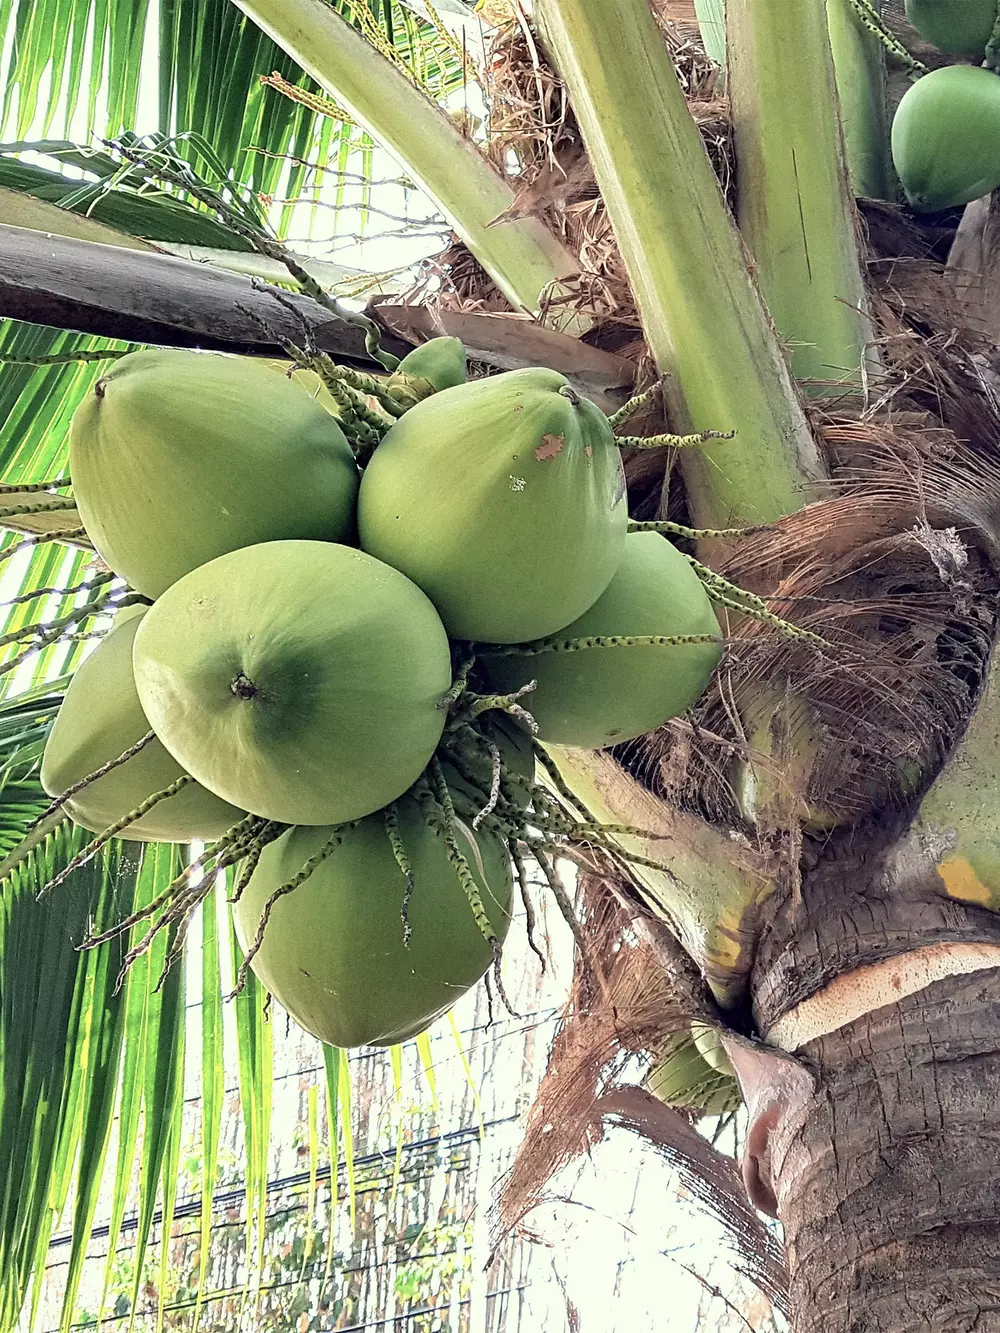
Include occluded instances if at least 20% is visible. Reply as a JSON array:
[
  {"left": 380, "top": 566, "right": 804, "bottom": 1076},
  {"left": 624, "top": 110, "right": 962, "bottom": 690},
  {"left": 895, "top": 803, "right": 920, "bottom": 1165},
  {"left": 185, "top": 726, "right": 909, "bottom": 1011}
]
[
  {"left": 39, "top": 339, "right": 723, "bottom": 1049},
  {"left": 892, "top": 0, "right": 1000, "bottom": 211}
]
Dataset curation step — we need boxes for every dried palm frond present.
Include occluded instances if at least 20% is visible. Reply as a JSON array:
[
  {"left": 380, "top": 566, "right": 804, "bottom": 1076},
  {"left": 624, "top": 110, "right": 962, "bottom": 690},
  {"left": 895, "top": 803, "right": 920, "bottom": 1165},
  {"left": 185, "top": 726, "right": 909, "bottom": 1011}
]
[{"left": 494, "top": 871, "right": 789, "bottom": 1313}]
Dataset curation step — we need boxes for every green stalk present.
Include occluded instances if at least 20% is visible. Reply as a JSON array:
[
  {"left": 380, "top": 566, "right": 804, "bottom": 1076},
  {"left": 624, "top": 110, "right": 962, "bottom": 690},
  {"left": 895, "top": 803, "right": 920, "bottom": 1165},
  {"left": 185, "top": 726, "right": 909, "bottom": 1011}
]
[
  {"left": 825, "top": 0, "right": 895, "bottom": 202},
  {"left": 694, "top": 0, "right": 727, "bottom": 74},
  {"left": 914, "top": 651, "right": 1000, "bottom": 912},
  {"left": 727, "top": 0, "right": 877, "bottom": 393},
  {"left": 535, "top": 0, "right": 823, "bottom": 529},
  {"left": 233, "top": 0, "right": 586, "bottom": 327},
  {"left": 542, "top": 746, "right": 775, "bottom": 1006}
]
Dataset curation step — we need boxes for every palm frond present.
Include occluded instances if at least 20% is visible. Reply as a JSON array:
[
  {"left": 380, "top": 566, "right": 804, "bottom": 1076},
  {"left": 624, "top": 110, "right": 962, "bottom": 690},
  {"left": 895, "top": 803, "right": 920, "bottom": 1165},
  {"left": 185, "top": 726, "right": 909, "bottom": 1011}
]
[
  {"left": 0, "top": 142, "right": 257, "bottom": 249},
  {"left": 0, "top": 829, "right": 186, "bottom": 1331},
  {"left": 0, "top": 321, "right": 135, "bottom": 489},
  {"left": 229, "top": 910, "right": 274, "bottom": 1296},
  {"left": 0, "top": 0, "right": 469, "bottom": 230}
]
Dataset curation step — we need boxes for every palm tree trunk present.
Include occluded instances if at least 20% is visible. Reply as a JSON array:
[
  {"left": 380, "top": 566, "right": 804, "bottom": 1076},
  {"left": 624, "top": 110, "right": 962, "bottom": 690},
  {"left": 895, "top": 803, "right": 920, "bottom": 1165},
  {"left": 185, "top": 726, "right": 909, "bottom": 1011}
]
[
  {"left": 772, "top": 965, "right": 1000, "bottom": 1331},
  {"left": 748, "top": 834, "right": 1000, "bottom": 1332}
]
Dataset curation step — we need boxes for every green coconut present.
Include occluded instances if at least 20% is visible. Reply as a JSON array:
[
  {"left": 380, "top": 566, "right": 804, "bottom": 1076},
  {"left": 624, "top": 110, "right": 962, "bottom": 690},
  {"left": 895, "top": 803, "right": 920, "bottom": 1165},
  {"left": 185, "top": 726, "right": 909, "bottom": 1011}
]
[
  {"left": 357, "top": 367, "right": 628, "bottom": 643},
  {"left": 645, "top": 1031, "right": 742, "bottom": 1115},
  {"left": 70, "top": 348, "right": 360, "bottom": 598},
  {"left": 232, "top": 797, "right": 513, "bottom": 1047},
  {"left": 891, "top": 65, "right": 1000, "bottom": 213},
  {"left": 690, "top": 1022, "right": 736, "bottom": 1077},
  {"left": 131, "top": 540, "right": 453, "bottom": 826},
  {"left": 40, "top": 605, "right": 244, "bottom": 842},
  {"left": 480, "top": 532, "right": 721, "bottom": 749},
  {"left": 904, "top": 0, "right": 997, "bottom": 54},
  {"left": 388, "top": 337, "right": 467, "bottom": 399}
]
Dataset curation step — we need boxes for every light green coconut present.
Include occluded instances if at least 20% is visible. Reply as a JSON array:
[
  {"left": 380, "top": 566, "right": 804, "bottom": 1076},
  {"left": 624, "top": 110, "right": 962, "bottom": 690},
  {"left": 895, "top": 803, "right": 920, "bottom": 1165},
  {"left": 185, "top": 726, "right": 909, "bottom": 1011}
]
[
  {"left": 481, "top": 532, "right": 722, "bottom": 748},
  {"left": 904, "top": 0, "right": 997, "bottom": 54},
  {"left": 891, "top": 66, "right": 1000, "bottom": 213},
  {"left": 131, "top": 540, "right": 453, "bottom": 826},
  {"left": 232, "top": 796, "right": 513, "bottom": 1047},
  {"left": 388, "top": 336, "right": 468, "bottom": 399},
  {"left": 40, "top": 605, "right": 244, "bottom": 842},
  {"left": 646, "top": 1031, "right": 742, "bottom": 1116},
  {"left": 70, "top": 348, "right": 360, "bottom": 597},
  {"left": 357, "top": 367, "right": 628, "bottom": 643}
]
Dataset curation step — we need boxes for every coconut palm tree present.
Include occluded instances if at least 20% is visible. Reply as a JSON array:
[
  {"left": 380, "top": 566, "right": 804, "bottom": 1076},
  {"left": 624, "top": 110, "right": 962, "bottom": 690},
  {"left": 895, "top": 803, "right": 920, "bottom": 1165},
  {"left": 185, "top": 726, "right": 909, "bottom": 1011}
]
[{"left": 0, "top": 0, "right": 997, "bottom": 1329}]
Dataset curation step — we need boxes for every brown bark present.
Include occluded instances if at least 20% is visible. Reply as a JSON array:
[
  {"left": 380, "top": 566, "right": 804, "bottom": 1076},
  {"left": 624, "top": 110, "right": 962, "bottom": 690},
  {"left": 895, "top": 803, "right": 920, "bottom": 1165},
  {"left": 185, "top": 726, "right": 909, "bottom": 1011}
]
[
  {"left": 744, "top": 825, "right": 1000, "bottom": 1332},
  {"left": 771, "top": 967, "right": 1000, "bottom": 1333},
  {"left": 0, "top": 224, "right": 634, "bottom": 406}
]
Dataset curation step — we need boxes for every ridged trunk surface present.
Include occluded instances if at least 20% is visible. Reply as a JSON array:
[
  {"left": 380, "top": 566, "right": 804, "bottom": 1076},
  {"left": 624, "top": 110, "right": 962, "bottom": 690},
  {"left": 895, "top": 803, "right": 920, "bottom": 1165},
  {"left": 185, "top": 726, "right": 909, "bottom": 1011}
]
[
  {"left": 751, "top": 826, "right": 1000, "bottom": 1331},
  {"left": 773, "top": 967, "right": 1000, "bottom": 1332}
]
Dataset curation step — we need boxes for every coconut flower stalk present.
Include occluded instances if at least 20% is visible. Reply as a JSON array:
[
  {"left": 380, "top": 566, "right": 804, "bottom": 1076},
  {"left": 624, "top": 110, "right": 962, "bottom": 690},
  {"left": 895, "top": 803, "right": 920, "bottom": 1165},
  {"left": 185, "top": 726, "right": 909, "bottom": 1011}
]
[{"left": 825, "top": 0, "right": 896, "bottom": 200}]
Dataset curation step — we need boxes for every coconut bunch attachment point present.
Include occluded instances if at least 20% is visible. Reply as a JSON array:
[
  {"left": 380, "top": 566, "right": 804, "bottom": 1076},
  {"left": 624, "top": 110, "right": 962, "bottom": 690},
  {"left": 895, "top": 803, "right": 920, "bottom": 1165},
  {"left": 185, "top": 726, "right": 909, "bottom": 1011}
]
[{"left": 32, "top": 333, "right": 822, "bottom": 1046}]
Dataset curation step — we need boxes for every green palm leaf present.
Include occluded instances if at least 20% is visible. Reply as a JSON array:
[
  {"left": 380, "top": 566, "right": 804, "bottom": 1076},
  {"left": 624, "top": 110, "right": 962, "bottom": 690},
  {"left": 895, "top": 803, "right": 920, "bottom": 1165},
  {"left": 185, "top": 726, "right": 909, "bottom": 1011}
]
[
  {"left": 0, "top": 829, "right": 183, "bottom": 1330},
  {"left": 0, "top": 143, "right": 257, "bottom": 249}
]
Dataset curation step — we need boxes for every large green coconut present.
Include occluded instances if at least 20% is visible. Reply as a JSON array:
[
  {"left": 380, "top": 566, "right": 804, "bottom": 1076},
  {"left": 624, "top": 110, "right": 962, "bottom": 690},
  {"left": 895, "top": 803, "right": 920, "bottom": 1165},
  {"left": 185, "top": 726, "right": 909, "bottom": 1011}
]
[
  {"left": 70, "top": 348, "right": 360, "bottom": 598},
  {"left": 480, "top": 532, "right": 721, "bottom": 749},
  {"left": 357, "top": 367, "right": 628, "bottom": 643},
  {"left": 904, "top": 0, "right": 996, "bottom": 54},
  {"left": 232, "top": 797, "right": 513, "bottom": 1047},
  {"left": 131, "top": 540, "right": 453, "bottom": 826},
  {"left": 891, "top": 66, "right": 1000, "bottom": 213},
  {"left": 40, "top": 605, "right": 244, "bottom": 842}
]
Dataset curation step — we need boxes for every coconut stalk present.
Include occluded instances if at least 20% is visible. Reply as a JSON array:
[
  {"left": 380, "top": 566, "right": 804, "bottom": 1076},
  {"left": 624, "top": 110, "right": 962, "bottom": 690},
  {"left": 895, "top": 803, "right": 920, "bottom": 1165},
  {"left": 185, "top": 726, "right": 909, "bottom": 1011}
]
[
  {"left": 724, "top": 0, "right": 877, "bottom": 828},
  {"left": 542, "top": 747, "right": 775, "bottom": 1006},
  {"left": 912, "top": 646, "right": 1000, "bottom": 911},
  {"left": 825, "top": 0, "right": 895, "bottom": 201},
  {"left": 727, "top": 0, "right": 877, "bottom": 394},
  {"left": 694, "top": 0, "right": 727, "bottom": 75},
  {"left": 535, "top": 0, "right": 823, "bottom": 531},
  {"left": 232, "top": 0, "right": 587, "bottom": 328}
]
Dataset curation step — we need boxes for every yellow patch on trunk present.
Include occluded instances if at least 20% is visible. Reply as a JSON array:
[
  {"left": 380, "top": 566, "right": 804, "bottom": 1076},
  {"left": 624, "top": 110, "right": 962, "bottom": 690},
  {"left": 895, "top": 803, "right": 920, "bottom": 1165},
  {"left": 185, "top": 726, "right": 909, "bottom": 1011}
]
[{"left": 936, "top": 855, "right": 996, "bottom": 906}]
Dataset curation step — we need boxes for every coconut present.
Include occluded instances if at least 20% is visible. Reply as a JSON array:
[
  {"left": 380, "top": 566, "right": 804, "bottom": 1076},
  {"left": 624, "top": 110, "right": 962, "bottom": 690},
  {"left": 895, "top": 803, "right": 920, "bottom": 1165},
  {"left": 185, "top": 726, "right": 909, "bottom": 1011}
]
[
  {"left": 480, "top": 532, "right": 721, "bottom": 748},
  {"left": 70, "top": 348, "right": 360, "bottom": 597},
  {"left": 904, "top": 0, "right": 997, "bottom": 55},
  {"left": 645, "top": 1031, "right": 741, "bottom": 1115},
  {"left": 388, "top": 336, "right": 468, "bottom": 399},
  {"left": 131, "top": 540, "right": 453, "bottom": 827},
  {"left": 232, "top": 796, "right": 513, "bottom": 1047},
  {"left": 891, "top": 66, "right": 1000, "bottom": 213},
  {"left": 40, "top": 604, "right": 244, "bottom": 842},
  {"left": 357, "top": 367, "right": 628, "bottom": 643},
  {"left": 690, "top": 1021, "right": 736, "bottom": 1077}
]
